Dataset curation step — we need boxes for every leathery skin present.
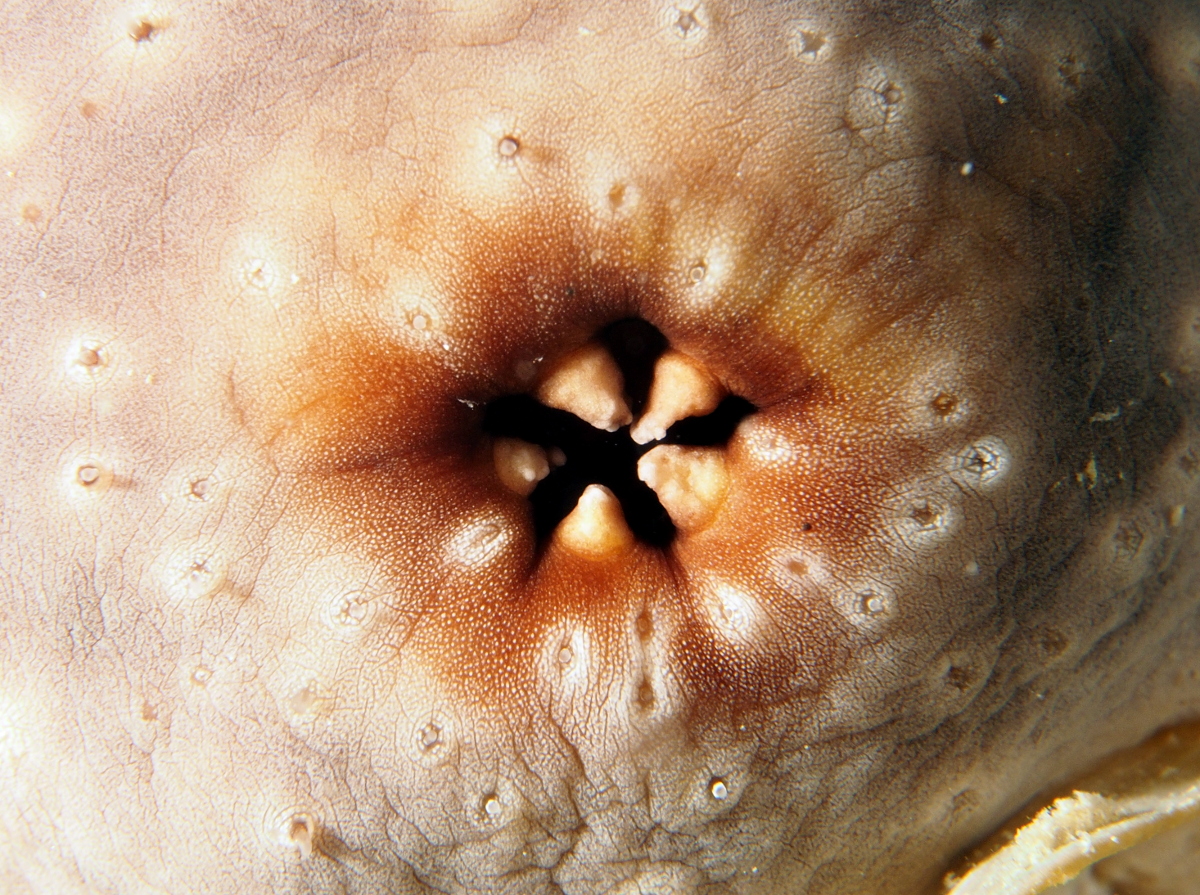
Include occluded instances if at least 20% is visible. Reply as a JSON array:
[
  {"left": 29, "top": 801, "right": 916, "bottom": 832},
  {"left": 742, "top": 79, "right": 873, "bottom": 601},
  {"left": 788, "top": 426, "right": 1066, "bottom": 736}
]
[{"left": 1, "top": 1, "right": 1200, "bottom": 893}]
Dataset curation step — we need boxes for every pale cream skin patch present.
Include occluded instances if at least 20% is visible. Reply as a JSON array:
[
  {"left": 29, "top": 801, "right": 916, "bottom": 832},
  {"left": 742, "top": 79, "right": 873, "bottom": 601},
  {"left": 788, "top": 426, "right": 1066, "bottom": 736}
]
[{"left": 2, "top": 2, "right": 1200, "bottom": 894}]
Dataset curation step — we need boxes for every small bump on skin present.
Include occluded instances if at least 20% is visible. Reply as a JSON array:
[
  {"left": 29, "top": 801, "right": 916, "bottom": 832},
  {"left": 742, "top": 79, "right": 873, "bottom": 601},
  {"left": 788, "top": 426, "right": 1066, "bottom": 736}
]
[
  {"left": 677, "top": 239, "right": 736, "bottom": 305},
  {"left": 129, "top": 18, "right": 156, "bottom": 43},
  {"left": 229, "top": 234, "right": 300, "bottom": 304},
  {"left": 64, "top": 336, "right": 114, "bottom": 385},
  {"left": 951, "top": 437, "right": 1012, "bottom": 488},
  {"left": 787, "top": 21, "right": 834, "bottom": 63},
  {"left": 536, "top": 343, "right": 632, "bottom": 432},
  {"left": 555, "top": 484, "right": 634, "bottom": 560},
  {"left": 482, "top": 793, "right": 503, "bottom": 820},
  {"left": 386, "top": 273, "right": 451, "bottom": 348},
  {"left": 702, "top": 580, "right": 763, "bottom": 645},
  {"left": 104, "top": 5, "right": 186, "bottom": 72},
  {"left": 978, "top": 31, "right": 1003, "bottom": 53},
  {"left": 284, "top": 813, "right": 317, "bottom": 858},
  {"left": 637, "top": 445, "right": 729, "bottom": 532},
  {"left": 242, "top": 257, "right": 278, "bottom": 293},
  {"left": 921, "top": 646, "right": 997, "bottom": 719},
  {"left": 710, "top": 778, "right": 729, "bottom": 801},
  {"left": 842, "top": 78, "right": 898, "bottom": 136},
  {"left": 635, "top": 677, "right": 656, "bottom": 712},
  {"left": 555, "top": 627, "right": 588, "bottom": 675},
  {"left": 737, "top": 417, "right": 798, "bottom": 466},
  {"left": 1148, "top": 16, "right": 1200, "bottom": 91},
  {"left": 156, "top": 545, "right": 229, "bottom": 601},
  {"left": 932, "top": 392, "right": 961, "bottom": 418},
  {"left": 419, "top": 722, "right": 442, "bottom": 751},
  {"left": 581, "top": 154, "right": 642, "bottom": 222},
  {"left": 631, "top": 349, "right": 726, "bottom": 445},
  {"left": 1112, "top": 519, "right": 1146, "bottom": 560},
  {"left": 635, "top": 612, "right": 653, "bottom": 642},
  {"left": 607, "top": 181, "right": 628, "bottom": 211},
  {"left": 321, "top": 589, "right": 373, "bottom": 633},
  {"left": 1076, "top": 456, "right": 1099, "bottom": 490},
  {"left": 1057, "top": 53, "right": 1086, "bottom": 89},
  {"left": 94, "top": 4, "right": 187, "bottom": 78},
  {"left": 900, "top": 357, "right": 974, "bottom": 431},
  {"left": 497, "top": 135, "right": 519, "bottom": 159},
  {"left": 862, "top": 592, "right": 888, "bottom": 616},
  {"left": 774, "top": 547, "right": 834, "bottom": 596},
  {"left": 405, "top": 710, "right": 457, "bottom": 769},
  {"left": 190, "top": 665, "right": 212, "bottom": 687},
  {"left": 267, "top": 808, "right": 320, "bottom": 858},
  {"left": 451, "top": 113, "right": 530, "bottom": 202},
  {"left": 785, "top": 557, "right": 809, "bottom": 579},
  {"left": 76, "top": 344, "right": 101, "bottom": 370},
  {"left": 833, "top": 581, "right": 897, "bottom": 629},
  {"left": 661, "top": 2, "right": 707, "bottom": 45},
  {"left": 493, "top": 437, "right": 550, "bottom": 496},
  {"left": 911, "top": 501, "right": 944, "bottom": 530},
  {"left": 625, "top": 616, "right": 679, "bottom": 725},
  {"left": 542, "top": 624, "right": 593, "bottom": 707},
  {"left": 270, "top": 553, "right": 389, "bottom": 663},
  {"left": 285, "top": 679, "right": 332, "bottom": 721},
  {"left": 443, "top": 513, "right": 513, "bottom": 568},
  {"left": 64, "top": 456, "right": 114, "bottom": 497},
  {"left": 1082, "top": 510, "right": 1163, "bottom": 596},
  {"left": 886, "top": 484, "right": 961, "bottom": 552},
  {"left": 675, "top": 9, "right": 699, "bottom": 37}
]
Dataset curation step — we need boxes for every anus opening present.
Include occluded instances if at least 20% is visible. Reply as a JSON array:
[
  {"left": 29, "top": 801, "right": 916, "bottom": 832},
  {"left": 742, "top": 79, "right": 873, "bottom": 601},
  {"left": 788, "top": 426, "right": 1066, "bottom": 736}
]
[{"left": 483, "top": 318, "right": 755, "bottom": 547}]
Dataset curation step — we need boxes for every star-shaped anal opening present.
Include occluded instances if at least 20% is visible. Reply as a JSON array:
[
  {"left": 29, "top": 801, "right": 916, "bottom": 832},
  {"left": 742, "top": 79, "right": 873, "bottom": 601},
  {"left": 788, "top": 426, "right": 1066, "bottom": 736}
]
[{"left": 483, "top": 319, "right": 755, "bottom": 551}]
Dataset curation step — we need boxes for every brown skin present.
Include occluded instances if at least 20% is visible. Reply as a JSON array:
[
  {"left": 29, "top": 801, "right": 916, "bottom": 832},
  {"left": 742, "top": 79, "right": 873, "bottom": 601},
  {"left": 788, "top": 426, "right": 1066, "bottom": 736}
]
[{"left": 1, "top": 1, "right": 1200, "bottom": 893}]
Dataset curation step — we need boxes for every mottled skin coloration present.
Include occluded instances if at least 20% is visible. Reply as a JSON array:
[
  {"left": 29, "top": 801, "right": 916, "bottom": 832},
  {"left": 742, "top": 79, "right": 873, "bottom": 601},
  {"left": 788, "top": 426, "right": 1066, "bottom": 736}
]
[{"left": 1, "top": 1, "right": 1200, "bottom": 893}]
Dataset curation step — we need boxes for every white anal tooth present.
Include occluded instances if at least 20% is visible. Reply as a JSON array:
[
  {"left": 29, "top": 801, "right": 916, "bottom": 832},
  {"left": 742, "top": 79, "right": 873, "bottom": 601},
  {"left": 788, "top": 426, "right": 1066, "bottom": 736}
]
[
  {"left": 637, "top": 445, "right": 729, "bottom": 532},
  {"left": 631, "top": 350, "right": 724, "bottom": 445}
]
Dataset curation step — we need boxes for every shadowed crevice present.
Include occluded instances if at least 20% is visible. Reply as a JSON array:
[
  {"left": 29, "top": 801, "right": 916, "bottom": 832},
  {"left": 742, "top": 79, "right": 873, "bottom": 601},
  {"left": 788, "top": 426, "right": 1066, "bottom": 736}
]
[{"left": 482, "top": 318, "right": 756, "bottom": 545}]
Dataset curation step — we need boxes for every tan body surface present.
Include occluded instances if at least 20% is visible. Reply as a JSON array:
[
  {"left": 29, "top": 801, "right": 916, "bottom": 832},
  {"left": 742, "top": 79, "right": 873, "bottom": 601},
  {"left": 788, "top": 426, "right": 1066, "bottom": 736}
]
[{"left": 2, "top": 1, "right": 1200, "bottom": 893}]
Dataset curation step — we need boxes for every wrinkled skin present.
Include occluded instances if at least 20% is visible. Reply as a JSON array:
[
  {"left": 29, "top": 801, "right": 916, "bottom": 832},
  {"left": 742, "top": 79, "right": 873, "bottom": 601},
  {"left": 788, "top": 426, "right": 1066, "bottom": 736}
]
[{"left": 2, "top": 1, "right": 1200, "bottom": 893}]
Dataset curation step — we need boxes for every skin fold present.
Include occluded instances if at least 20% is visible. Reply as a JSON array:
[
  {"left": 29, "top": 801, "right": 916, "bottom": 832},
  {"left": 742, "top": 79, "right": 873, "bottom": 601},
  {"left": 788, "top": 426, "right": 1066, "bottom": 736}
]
[{"left": 1, "top": 0, "right": 1199, "bottom": 892}]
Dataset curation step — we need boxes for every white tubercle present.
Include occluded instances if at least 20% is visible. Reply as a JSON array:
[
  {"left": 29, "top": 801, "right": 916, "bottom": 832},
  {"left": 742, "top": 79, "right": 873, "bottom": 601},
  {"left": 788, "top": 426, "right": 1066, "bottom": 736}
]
[
  {"left": 631, "top": 350, "right": 725, "bottom": 444},
  {"left": 556, "top": 484, "right": 634, "bottom": 559},
  {"left": 274, "top": 810, "right": 318, "bottom": 858},
  {"left": 444, "top": 513, "right": 511, "bottom": 568},
  {"left": 703, "top": 580, "right": 762, "bottom": 645},
  {"left": 536, "top": 343, "right": 632, "bottom": 432},
  {"left": 493, "top": 437, "right": 550, "bottom": 496},
  {"left": 637, "top": 445, "right": 729, "bottom": 532}
]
